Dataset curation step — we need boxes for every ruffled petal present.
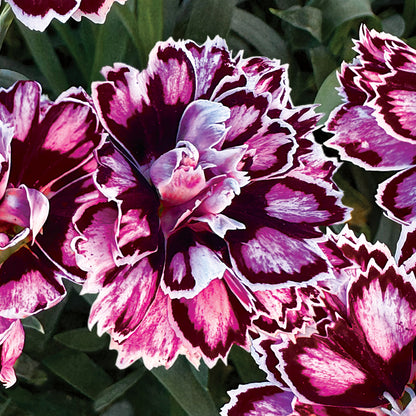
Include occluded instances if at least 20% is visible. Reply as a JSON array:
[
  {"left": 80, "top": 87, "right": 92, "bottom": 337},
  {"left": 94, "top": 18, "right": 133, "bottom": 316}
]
[
  {"left": 221, "top": 383, "right": 294, "bottom": 416},
  {"left": 170, "top": 277, "right": 253, "bottom": 365}
]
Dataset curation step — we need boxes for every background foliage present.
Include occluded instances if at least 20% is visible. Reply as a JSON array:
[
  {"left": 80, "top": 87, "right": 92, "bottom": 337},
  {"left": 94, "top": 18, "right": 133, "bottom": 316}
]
[{"left": 0, "top": 0, "right": 413, "bottom": 414}]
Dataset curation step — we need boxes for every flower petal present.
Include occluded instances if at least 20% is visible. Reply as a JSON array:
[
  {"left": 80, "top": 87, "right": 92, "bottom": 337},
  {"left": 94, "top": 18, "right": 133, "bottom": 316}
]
[
  {"left": 0, "top": 246, "right": 66, "bottom": 319},
  {"left": 72, "top": 0, "right": 127, "bottom": 23},
  {"left": 376, "top": 166, "right": 416, "bottom": 225},
  {"left": 170, "top": 277, "right": 253, "bottom": 364},
  {"left": 111, "top": 288, "right": 201, "bottom": 370},
  {"left": 0, "top": 319, "right": 24, "bottom": 388},
  {"left": 6, "top": 0, "right": 79, "bottom": 31},
  {"left": 325, "top": 105, "right": 416, "bottom": 170},
  {"left": 221, "top": 383, "right": 294, "bottom": 416}
]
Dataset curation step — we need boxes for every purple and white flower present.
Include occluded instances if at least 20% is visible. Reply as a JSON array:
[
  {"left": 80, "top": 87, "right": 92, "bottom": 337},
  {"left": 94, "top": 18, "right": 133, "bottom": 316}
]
[
  {"left": 0, "top": 80, "right": 103, "bottom": 385},
  {"left": 324, "top": 26, "right": 416, "bottom": 275},
  {"left": 6, "top": 0, "right": 126, "bottom": 31},
  {"left": 73, "top": 37, "right": 348, "bottom": 369}
]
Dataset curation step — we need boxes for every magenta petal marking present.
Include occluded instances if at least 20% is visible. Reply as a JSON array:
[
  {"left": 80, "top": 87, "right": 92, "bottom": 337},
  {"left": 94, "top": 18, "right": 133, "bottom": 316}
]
[
  {"left": 0, "top": 319, "right": 24, "bottom": 388},
  {"left": 293, "top": 399, "right": 383, "bottom": 416},
  {"left": 376, "top": 166, "right": 416, "bottom": 224},
  {"left": 221, "top": 383, "right": 294, "bottom": 416},
  {"left": 89, "top": 255, "right": 161, "bottom": 341},
  {"left": 171, "top": 278, "right": 253, "bottom": 363},
  {"left": 7, "top": 0, "right": 80, "bottom": 31},
  {"left": 396, "top": 223, "right": 416, "bottom": 274},
  {"left": 0, "top": 123, "right": 13, "bottom": 199}
]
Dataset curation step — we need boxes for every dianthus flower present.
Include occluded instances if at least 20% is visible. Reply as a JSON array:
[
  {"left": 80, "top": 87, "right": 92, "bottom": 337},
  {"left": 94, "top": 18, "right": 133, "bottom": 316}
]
[
  {"left": 0, "top": 80, "right": 103, "bottom": 386},
  {"left": 324, "top": 26, "right": 416, "bottom": 276},
  {"left": 73, "top": 37, "right": 348, "bottom": 369},
  {"left": 6, "top": 0, "right": 126, "bottom": 31},
  {"left": 222, "top": 227, "right": 416, "bottom": 416}
]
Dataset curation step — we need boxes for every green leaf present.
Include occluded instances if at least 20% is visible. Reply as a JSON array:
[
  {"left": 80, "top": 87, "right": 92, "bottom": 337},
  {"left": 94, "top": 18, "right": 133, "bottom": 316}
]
[
  {"left": 22, "top": 316, "right": 44, "bottom": 334},
  {"left": 314, "top": 68, "right": 342, "bottom": 125},
  {"left": 43, "top": 350, "right": 113, "bottom": 399},
  {"left": 229, "top": 346, "right": 266, "bottom": 384},
  {"left": 0, "top": 398, "right": 10, "bottom": 415},
  {"left": 271, "top": 6, "right": 322, "bottom": 41},
  {"left": 90, "top": 9, "right": 129, "bottom": 82},
  {"left": 0, "top": 4, "right": 14, "bottom": 51},
  {"left": 138, "top": 0, "right": 164, "bottom": 63},
  {"left": 382, "top": 13, "right": 405, "bottom": 37},
  {"left": 54, "top": 328, "right": 109, "bottom": 352},
  {"left": 94, "top": 366, "right": 146, "bottom": 412},
  {"left": 17, "top": 22, "right": 69, "bottom": 96},
  {"left": 185, "top": 0, "right": 234, "bottom": 43},
  {"left": 310, "top": 0, "right": 373, "bottom": 39},
  {"left": 231, "top": 8, "right": 289, "bottom": 62},
  {"left": 152, "top": 356, "right": 218, "bottom": 416},
  {"left": 309, "top": 45, "right": 337, "bottom": 87}
]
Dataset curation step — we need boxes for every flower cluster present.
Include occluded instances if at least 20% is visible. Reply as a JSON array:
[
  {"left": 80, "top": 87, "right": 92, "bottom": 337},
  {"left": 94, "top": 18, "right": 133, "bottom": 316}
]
[{"left": 1, "top": 21, "right": 415, "bottom": 416}]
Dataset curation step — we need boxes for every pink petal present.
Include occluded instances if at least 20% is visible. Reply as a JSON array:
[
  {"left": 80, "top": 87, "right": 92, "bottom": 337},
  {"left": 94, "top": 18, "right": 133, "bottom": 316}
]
[
  {"left": 6, "top": 0, "right": 79, "bottom": 31},
  {"left": 376, "top": 166, "right": 416, "bottom": 224},
  {"left": 221, "top": 383, "right": 294, "bottom": 416},
  {"left": 0, "top": 247, "right": 66, "bottom": 319},
  {"left": 170, "top": 278, "right": 253, "bottom": 365},
  {"left": 89, "top": 253, "right": 162, "bottom": 342},
  {"left": 93, "top": 42, "right": 196, "bottom": 169},
  {"left": 163, "top": 228, "right": 227, "bottom": 298},
  {"left": 0, "top": 319, "right": 24, "bottom": 388},
  {"left": 325, "top": 105, "right": 416, "bottom": 170},
  {"left": 111, "top": 288, "right": 201, "bottom": 370}
]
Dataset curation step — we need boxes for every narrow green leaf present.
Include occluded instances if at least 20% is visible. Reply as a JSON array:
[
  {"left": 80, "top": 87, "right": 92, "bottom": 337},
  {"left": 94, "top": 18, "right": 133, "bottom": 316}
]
[
  {"left": 403, "top": 0, "right": 416, "bottom": 37},
  {"left": 231, "top": 8, "right": 289, "bottom": 63},
  {"left": 138, "top": 0, "right": 164, "bottom": 62},
  {"left": 185, "top": 0, "right": 234, "bottom": 43},
  {"left": 271, "top": 6, "right": 322, "bottom": 42},
  {"left": 115, "top": 2, "right": 144, "bottom": 64},
  {"left": 54, "top": 328, "right": 108, "bottom": 352},
  {"left": 17, "top": 22, "right": 69, "bottom": 96},
  {"left": 94, "top": 366, "right": 146, "bottom": 412},
  {"left": 382, "top": 13, "right": 405, "bottom": 37},
  {"left": 43, "top": 350, "right": 113, "bottom": 399},
  {"left": 90, "top": 9, "right": 129, "bottom": 82},
  {"left": 152, "top": 356, "right": 218, "bottom": 416},
  {"left": 0, "top": 4, "right": 14, "bottom": 51},
  {"left": 314, "top": 69, "right": 342, "bottom": 125},
  {"left": 52, "top": 22, "right": 90, "bottom": 83},
  {"left": 163, "top": 0, "right": 179, "bottom": 38}
]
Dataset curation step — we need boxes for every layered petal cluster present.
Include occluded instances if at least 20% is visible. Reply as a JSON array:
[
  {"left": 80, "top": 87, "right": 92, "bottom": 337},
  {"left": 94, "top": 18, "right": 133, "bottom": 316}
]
[
  {"left": 222, "top": 227, "right": 416, "bottom": 415},
  {"left": 324, "top": 26, "right": 416, "bottom": 275},
  {"left": 6, "top": 0, "right": 126, "bottom": 31},
  {"left": 0, "top": 81, "right": 103, "bottom": 386},
  {"left": 73, "top": 37, "right": 348, "bottom": 370}
]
